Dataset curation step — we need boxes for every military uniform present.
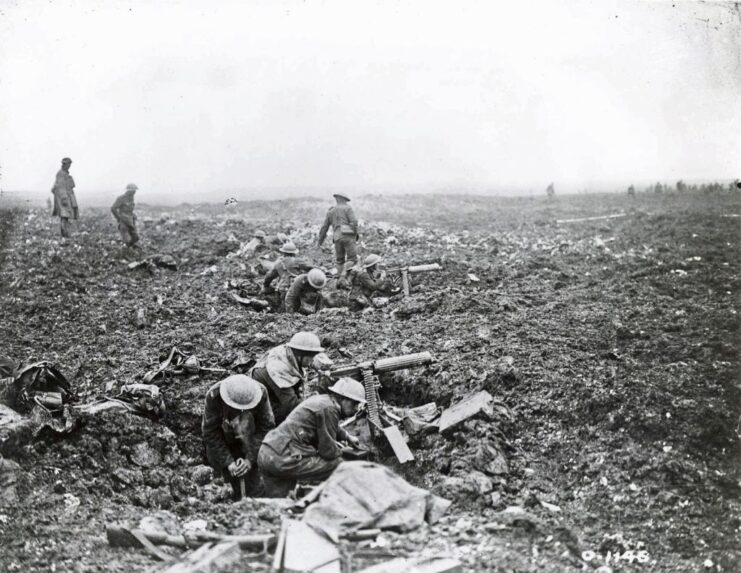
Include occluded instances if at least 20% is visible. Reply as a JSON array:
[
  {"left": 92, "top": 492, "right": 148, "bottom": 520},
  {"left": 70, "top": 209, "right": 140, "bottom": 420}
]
[
  {"left": 51, "top": 167, "right": 78, "bottom": 237},
  {"left": 250, "top": 344, "right": 308, "bottom": 424},
  {"left": 284, "top": 273, "right": 324, "bottom": 315},
  {"left": 202, "top": 380, "right": 275, "bottom": 498},
  {"left": 263, "top": 257, "right": 313, "bottom": 309},
  {"left": 111, "top": 192, "right": 139, "bottom": 246},
  {"left": 318, "top": 203, "right": 358, "bottom": 280},
  {"left": 258, "top": 394, "right": 349, "bottom": 496},
  {"left": 348, "top": 268, "right": 390, "bottom": 311}
]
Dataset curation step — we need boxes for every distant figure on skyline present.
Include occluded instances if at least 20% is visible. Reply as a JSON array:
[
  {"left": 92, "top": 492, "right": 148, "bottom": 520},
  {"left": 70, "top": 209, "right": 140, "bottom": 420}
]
[{"left": 51, "top": 157, "right": 78, "bottom": 238}]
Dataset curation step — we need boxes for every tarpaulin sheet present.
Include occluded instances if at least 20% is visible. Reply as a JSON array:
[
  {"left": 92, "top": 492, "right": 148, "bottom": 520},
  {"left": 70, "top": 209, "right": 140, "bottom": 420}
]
[{"left": 303, "top": 461, "right": 450, "bottom": 542}]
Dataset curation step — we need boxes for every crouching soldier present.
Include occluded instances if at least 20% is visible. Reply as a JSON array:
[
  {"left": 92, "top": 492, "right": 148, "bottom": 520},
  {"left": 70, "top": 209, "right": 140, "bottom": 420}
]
[
  {"left": 284, "top": 268, "right": 327, "bottom": 315},
  {"left": 258, "top": 377, "right": 364, "bottom": 497},
  {"left": 111, "top": 183, "right": 139, "bottom": 246},
  {"left": 261, "top": 242, "right": 313, "bottom": 310},
  {"left": 250, "top": 332, "right": 324, "bottom": 424},
  {"left": 202, "top": 375, "right": 275, "bottom": 500},
  {"left": 348, "top": 253, "right": 393, "bottom": 311}
]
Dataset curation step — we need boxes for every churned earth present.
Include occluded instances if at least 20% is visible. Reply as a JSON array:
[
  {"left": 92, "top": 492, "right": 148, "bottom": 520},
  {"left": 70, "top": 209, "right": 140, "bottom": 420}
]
[{"left": 0, "top": 191, "right": 739, "bottom": 572}]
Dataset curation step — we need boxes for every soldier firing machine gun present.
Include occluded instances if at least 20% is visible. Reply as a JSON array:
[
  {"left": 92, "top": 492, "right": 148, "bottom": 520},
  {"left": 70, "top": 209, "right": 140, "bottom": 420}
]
[
  {"left": 385, "top": 263, "right": 442, "bottom": 296},
  {"left": 321, "top": 351, "right": 434, "bottom": 463}
]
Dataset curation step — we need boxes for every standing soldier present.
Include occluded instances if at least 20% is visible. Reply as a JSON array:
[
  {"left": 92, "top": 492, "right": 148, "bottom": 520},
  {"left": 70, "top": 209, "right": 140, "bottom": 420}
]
[
  {"left": 51, "top": 157, "right": 78, "bottom": 238},
  {"left": 284, "top": 268, "right": 327, "bottom": 315},
  {"left": 258, "top": 377, "right": 364, "bottom": 497},
  {"left": 201, "top": 374, "right": 275, "bottom": 500},
  {"left": 250, "top": 332, "right": 325, "bottom": 424},
  {"left": 262, "top": 241, "right": 313, "bottom": 310},
  {"left": 318, "top": 193, "right": 358, "bottom": 287},
  {"left": 348, "top": 253, "right": 392, "bottom": 311},
  {"left": 111, "top": 183, "right": 139, "bottom": 246}
]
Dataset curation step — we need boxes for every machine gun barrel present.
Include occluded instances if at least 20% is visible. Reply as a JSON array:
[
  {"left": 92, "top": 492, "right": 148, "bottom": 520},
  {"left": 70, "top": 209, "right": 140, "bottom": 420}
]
[{"left": 328, "top": 351, "right": 433, "bottom": 379}]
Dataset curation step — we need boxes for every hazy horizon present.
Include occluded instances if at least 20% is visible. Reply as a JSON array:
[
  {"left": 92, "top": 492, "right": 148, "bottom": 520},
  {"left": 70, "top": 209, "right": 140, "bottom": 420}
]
[{"left": 1, "top": 0, "right": 739, "bottom": 203}]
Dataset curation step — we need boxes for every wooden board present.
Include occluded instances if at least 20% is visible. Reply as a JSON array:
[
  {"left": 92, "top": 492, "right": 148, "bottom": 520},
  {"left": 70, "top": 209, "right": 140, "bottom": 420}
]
[
  {"left": 382, "top": 425, "right": 414, "bottom": 463},
  {"left": 438, "top": 391, "right": 494, "bottom": 434}
]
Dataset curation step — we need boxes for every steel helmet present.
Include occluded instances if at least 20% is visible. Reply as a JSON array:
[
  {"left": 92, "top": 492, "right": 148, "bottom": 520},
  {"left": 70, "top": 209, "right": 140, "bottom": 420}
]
[
  {"left": 219, "top": 375, "right": 263, "bottom": 410},
  {"left": 287, "top": 331, "right": 324, "bottom": 353},
  {"left": 363, "top": 254, "right": 382, "bottom": 269},
  {"left": 307, "top": 268, "right": 327, "bottom": 289},
  {"left": 333, "top": 193, "right": 350, "bottom": 202},
  {"left": 328, "top": 377, "right": 366, "bottom": 403},
  {"left": 126, "top": 183, "right": 138, "bottom": 192},
  {"left": 253, "top": 230, "right": 266, "bottom": 239},
  {"left": 279, "top": 241, "right": 298, "bottom": 255}
]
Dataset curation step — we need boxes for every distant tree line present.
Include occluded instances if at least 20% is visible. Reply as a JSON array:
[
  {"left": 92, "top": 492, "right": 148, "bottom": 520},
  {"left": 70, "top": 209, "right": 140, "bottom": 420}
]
[{"left": 627, "top": 180, "right": 740, "bottom": 195}]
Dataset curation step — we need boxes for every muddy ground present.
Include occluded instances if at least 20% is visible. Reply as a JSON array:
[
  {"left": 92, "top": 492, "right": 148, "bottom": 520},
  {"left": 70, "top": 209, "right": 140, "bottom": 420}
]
[{"left": 0, "top": 191, "right": 739, "bottom": 572}]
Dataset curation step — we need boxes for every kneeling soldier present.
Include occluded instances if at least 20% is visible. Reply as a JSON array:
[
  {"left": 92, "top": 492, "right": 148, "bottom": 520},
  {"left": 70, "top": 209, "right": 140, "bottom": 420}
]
[
  {"left": 202, "top": 375, "right": 275, "bottom": 500},
  {"left": 348, "top": 253, "right": 392, "bottom": 311},
  {"left": 250, "top": 332, "right": 324, "bottom": 424},
  {"left": 258, "top": 377, "right": 364, "bottom": 497},
  {"left": 262, "top": 241, "right": 313, "bottom": 310},
  {"left": 284, "top": 268, "right": 327, "bottom": 315}
]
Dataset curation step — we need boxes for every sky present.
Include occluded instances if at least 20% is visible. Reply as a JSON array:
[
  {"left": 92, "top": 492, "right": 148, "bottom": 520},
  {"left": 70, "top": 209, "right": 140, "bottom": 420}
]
[{"left": 0, "top": 0, "right": 739, "bottom": 204}]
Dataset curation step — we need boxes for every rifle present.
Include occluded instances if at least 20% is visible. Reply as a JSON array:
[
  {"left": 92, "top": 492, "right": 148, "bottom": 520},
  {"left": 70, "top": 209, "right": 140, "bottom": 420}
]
[
  {"left": 385, "top": 263, "right": 442, "bottom": 295},
  {"left": 327, "top": 352, "right": 433, "bottom": 463}
]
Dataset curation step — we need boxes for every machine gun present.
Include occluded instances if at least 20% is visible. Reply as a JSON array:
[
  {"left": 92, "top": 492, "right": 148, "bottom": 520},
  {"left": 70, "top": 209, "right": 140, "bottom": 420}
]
[
  {"left": 385, "top": 263, "right": 442, "bottom": 296},
  {"left": 326, "top": 352, "right": 434, "bottom": 463}
]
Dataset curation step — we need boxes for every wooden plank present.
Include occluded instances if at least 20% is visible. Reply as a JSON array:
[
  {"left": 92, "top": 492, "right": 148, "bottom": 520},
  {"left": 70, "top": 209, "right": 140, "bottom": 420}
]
[
  {"left": 358, "top": 557, "right": 463, "bottom": 573},
  {"left": 281, "top": 519, "right": 340, "bottom": 573},
  {"left": 382, "top": 426, "right": 414, "bottom": 463},
  {"left": 438, "top": 391, "right": 494, "bottom": 434},
  {"left": 556, "top": 212, "right": 626, "bottom": 224}
]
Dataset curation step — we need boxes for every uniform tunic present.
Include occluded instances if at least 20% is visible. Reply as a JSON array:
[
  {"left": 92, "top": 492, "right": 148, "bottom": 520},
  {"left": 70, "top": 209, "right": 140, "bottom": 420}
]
[
  {"left": 263, "top": 256, "right": 313, "bottom": 293},
  {"left": 284, "top": 274, "right": 324, "bottom": 315},
  {"left": 318, "top": 204, "right": 359, "bottom": 272},
  {"left": 349, "top": 268, "right": 389, "bottom": 309},
  {"left": 51, "top": 168, "right": 78, "bottom": 237},
  {"left": 258, "top": 395, "right": 349, "bottom": 484},
  {"left": 201, "top": 380, "right": 275, "bottom": 497},
  {"left": 111, "top": 192, "right": 139, "bottom": 245},
  {"left": 250, "top": 344, "right": 307, "bottom": 424}
]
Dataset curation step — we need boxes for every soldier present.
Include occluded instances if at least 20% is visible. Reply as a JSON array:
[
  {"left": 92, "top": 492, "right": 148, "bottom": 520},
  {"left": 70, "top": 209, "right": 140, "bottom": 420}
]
[
  {"left": 318, "top": 193, "right": 358, "bottom": 287},
  {"left": 201, "top": 374, "right": 276, "bottom": 500},
  {"left": 284, "top": 268, "right": 327, "bottom": 315},
  {"left": 111, "top": 183, "right": 139, "bottom": 246},
  {"left": 250, "top": 332, "right": 325, "bottom": 424},
  {"left": 348, "top": 253, "right": 392, "bottom": 311},
  {"left": 258, "top": 377, "right": 364, "bottom": 497},
  {"left": 261, "top": 241, "right": 313, "bottom": 310},
  {"left": 51, "top": 157, "right": 79, "bottom": 238}
]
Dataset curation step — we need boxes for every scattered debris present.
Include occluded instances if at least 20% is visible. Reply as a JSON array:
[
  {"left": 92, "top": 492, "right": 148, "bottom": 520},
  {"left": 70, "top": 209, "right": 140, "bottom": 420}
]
[
  {"left": 358, "top": 556, "right": 463, "bottom": 573},
  {"left": 438, "top": 390, "right": 495, "bottom": 434},
  {"left": 230, "top": 292, "right": 271, "bottom": 311},
  {"left": 272, "top": 518, "right": 341, "bottom": 573},
  {"left": 128, "top": 254, "right": 178, "bottom": 271},
  {"left": 556, "top": 212, "right": 627, "bottom": 224}
]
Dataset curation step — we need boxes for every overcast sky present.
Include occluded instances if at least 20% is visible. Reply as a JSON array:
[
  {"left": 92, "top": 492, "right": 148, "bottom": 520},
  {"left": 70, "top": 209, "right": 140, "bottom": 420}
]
[{"left": 0, "top": 0, "right": 739, "bottom": 203}]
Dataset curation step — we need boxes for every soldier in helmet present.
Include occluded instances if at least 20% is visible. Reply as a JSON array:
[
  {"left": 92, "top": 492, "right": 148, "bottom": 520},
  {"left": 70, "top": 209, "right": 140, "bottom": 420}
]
[
  {"left": 348, "top": 253, "right": 393, "bottom": 311},
  {"left": 250, "top": 332, "right": 325, "bottom": 424},
  {"left": 261, "top": 241, "right": 313, "bottom": 310},
  {"left": 284, "top": 268, "right": 327, "bottom": 315},
  {"left": 318, "top": 193, "right": 358, "bottom": 287},
  {"left": 111, "top": 183, "right": 139, "bottom": 246},
  {"left": 51, "top": 157, "right": 79, "bottom": 238},
  {"left": 258, "top": 377, "right": 364, "bottom": 496},
  {"left": 201, "top": 374, "right": 276, "bottom": 500}
]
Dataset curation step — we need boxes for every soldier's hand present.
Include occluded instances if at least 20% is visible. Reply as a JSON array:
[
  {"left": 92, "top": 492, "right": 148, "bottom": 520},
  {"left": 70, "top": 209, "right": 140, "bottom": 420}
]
[
  {"left": 229, "top": 458, "right": 251, "bottom": 477},
  {"left": 345, "top": 434, "right": 361, "bottom": 449}
]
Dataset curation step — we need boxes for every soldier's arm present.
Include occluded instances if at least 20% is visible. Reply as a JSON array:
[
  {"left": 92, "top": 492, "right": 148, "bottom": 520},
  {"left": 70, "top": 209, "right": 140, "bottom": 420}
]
[
  {"left": 111, "top": 196, "right": 123, "bottom": 219},
  {"left": 348, "top": 207, "right": 358, "bottom": 235},
  {"left": 284, "top": 277, "right": 302, "bottom": 313},
  {"left": 253, "top": 388, "right": 276, "bottom": 440},
  {"left": 318, "top": 211, "right": 331, "bottom": 245},
  {"left": 263, "top": 265, "right": 279, "bottom": 288},
  {"left": 201, "top": 390, "right": 234, "bottom": 471},
  {"left": 315, "top": 408, "right": 342, "bottom": 460}
]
